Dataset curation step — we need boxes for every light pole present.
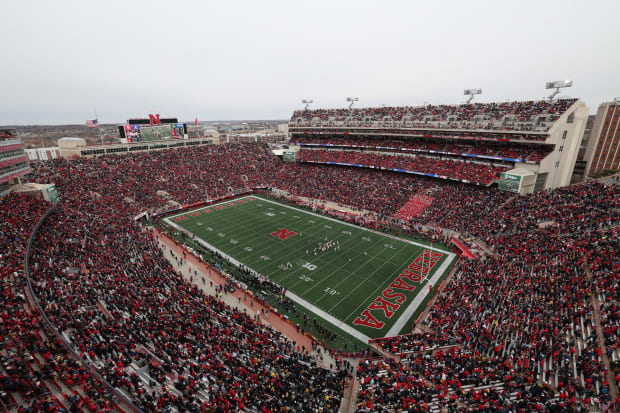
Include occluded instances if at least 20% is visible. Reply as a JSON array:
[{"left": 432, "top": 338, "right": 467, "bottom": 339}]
[
  {"left": 545, "top": 80, "right": 572, "bottom": 101},
  {"left": 464, "top": 89, "right": 482, "bottom": 104},
  {"left": 346, "top": 97, "right": 359, "bottom": 109}
]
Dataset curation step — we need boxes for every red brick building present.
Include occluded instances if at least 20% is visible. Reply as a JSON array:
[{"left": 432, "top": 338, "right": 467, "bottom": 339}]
[{"left": 584, "top": 100, "right": 620, "bottom": 177}]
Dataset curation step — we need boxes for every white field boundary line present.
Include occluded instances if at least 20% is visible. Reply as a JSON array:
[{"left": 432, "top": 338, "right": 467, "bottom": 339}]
[
  {"left": 338, "top": 240, "right": 420, "bottom": 320},
  {"left": 166, "top": 196, "right": 259, "bottom": 220},
  {"left": 165, "top": 216, "right": 372, "bottom": 343},
  {"left": 385, "top": 254, "right": 455, "bottom": 337},
  {"left": 255, "top": 196, "right": 455, "bottom": 256},
  {"left": 168, "top": 195, "right": 454, "bottom": 256},
  {"left": 285, "top": 291, "right": 371, "bottom": 343},
  {"left": 165, "top": 194, "right": 458, "bottom": 340}
]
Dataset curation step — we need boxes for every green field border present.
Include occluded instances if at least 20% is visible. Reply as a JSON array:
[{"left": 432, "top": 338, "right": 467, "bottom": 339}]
[{"left": 162, "top": 193, "right": 458, "bottom": 350}]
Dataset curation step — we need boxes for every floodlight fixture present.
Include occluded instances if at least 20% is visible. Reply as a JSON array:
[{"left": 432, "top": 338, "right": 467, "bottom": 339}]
[
  {"left": 464, "top": 89, "right": 482, "bottom": 104},
  {"left": 346, "top": 97, "right": 359, "bottom": 109},
  {"left": 302, "top": 99, "right": 313, "bottom": 110},
  {"left": 546, "top": 80, "right": 573, "bottom": 101}
]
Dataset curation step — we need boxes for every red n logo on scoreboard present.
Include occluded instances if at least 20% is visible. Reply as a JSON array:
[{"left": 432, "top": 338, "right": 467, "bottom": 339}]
[
  {"left": 149, "top": 114, "right": 161, "bottom": 125},
  {"left": 271, "top": 228, "right": 297, "bottom": 240}
]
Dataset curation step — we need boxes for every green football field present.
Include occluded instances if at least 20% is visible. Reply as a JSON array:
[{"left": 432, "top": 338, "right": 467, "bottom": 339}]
[{"left": 164, "top": 195, "right": 457, "bottom": 343}]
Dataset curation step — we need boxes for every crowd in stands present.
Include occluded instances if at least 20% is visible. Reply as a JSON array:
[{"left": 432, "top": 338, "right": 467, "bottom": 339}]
[
  {"left": 292, "top": 135, "right": 553, "bottom": 163},
  {"left": 2, "top": 141, "right": 617, "bottom": 412},
  {"left": 275, "top": 162, "right": 427, "bottom": 217},
  {"left": 291, "top": 99, "right": 576, "bottom": 131},
  {"left": 391, "top": 195, "right": 434, "bottom": 221},
  {"left": 357, "top": 181, "right": 619, "bottom": 412},
  {"left": 21, "top": 144, "right": 347, "bottom": 412},
  {"left": 297, "top": 149, "right": 509, "bottom": 185},
  {"left": 1, "top": 193, "right": 127, "bottom": 412}
]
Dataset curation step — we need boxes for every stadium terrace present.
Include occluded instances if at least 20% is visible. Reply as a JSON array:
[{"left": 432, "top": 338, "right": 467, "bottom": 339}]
[{"left": 0, "top": 98, "right": 618, "bottom": 412}]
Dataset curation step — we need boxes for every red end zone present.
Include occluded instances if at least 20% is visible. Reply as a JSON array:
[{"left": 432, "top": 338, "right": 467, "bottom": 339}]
[{"left": 353, "top": 249, "right": 443, "bottom": 329}]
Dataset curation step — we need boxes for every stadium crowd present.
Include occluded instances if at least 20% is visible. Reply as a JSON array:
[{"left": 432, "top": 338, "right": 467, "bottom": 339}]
[
  {"left": 0, "top": 193, "right": 128, "bottom": 412},
  {"left": 22, "top": 145, "right": 347, "bottom": 412},
  {"left": 358, "top": 181, "right": 619, "bottom": 412},
  {"left": 297, "top": 149, "right": 509, "bottom": 185},
  {"left": 1, "top": 141, "right": 617, "bottom": 412},
  {"left": 291, "top": 99, "right": 576, "bottom": 131},
  {"left": 292, "top": 136, "right": 553, "bottom": 163}
]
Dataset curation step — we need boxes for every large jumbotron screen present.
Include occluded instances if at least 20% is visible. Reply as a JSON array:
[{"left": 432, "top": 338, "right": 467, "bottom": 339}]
[{"left": 123, "top": 124, "right": 185, "bottom": 143}]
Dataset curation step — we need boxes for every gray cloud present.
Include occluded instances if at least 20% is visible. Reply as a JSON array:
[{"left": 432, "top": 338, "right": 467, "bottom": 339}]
[{"left": 1, "top": 0, "right": 619, "bottom": 124}]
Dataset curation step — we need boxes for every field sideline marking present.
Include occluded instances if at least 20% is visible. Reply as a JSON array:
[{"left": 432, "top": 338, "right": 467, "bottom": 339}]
[
  {"left": 385, "top": 255, "right": 453, "bottom": 337},
  {"left": 165, "top": 217, "right": 372, "bottom": 343},
  {"left": 164, "top": 195, "right": 458, "bottom": 340},
  {"left": 284, "top": 291, "right": 371, "bottom": 343},
  {"left": 167, "top": 195, "right": 455, "bottom": 256}
]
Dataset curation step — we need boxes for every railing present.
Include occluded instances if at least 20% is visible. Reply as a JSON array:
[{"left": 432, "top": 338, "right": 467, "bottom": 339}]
[{"left": 23, "top": 206, "right": 144, "bottom": 413}]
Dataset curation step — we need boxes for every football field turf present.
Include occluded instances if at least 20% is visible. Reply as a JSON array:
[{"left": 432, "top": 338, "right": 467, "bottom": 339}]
[{"left": 165, "top": 195, "right": 457, "bottom": 343}]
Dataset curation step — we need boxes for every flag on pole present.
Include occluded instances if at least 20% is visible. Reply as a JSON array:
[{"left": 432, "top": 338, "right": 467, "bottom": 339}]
[
  {"left": 194, "top": 117, "right": 198, "bottom": 125},
  {"left": 85, "top": 119, "right": 98, "bottom": 128}
]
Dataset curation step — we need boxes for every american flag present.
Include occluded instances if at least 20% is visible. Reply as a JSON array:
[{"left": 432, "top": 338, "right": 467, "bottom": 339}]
[{"left": 85, "top": 119, "right": 98, "bottom": 128}]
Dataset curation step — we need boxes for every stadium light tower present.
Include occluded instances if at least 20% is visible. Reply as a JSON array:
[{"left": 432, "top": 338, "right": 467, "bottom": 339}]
[
  {"left": 464, "top": 89, "right": 482, "bottom": 104},
  {"left": 546, "top": 80, "right": 573, "bottom": 101},
  {"left": 302, "top": 99, "right": 313, "bottom": 110},
  {"left": 346, "top": 97, "right": 359, "bottom": 109}
]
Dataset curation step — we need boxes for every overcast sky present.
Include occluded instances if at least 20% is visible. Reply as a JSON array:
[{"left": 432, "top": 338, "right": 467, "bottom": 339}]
[{"left": 1, "top": 0, "right": 619, "bottom": 125}]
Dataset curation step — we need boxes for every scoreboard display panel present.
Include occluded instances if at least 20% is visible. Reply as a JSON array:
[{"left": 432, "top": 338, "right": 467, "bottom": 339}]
[
  {"left": 122, "top": 124, "right": 185, "bottom": 143},
  {"left": 123, "top": 125, "right": 141, "bottom": 142},
  {"left": 498, "top": 172, "right": 521, "bottom": 193},
  {"left": 283, "top": 151, "right": 296, "bottom": 162}
]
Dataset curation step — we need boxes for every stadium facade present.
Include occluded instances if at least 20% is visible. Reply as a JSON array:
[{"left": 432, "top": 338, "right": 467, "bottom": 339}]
[
  {"left": 0, "top": 128, "right": 30, "bottom": 196},
  {"left": 288, "top": 99, "right": 588, "bottom": 193}
]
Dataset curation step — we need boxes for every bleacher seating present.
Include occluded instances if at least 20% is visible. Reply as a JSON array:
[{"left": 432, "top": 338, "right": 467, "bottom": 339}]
[
  {"left": 25, "top": 144, "right": 347, "bottom": 412},
  {"left": 1, "top": 141, "right": 616, "bottom": 412},
  {"left": 291, "top": 99, "right": 577, "bottom": 132},
  {"left": 292, "top": 135, "right": 553, "bottom": 163},
  {"left": 297, "top": 149, "right": 509, "bottom": 185},
  {"left": 356, "top": 181, "right": 619, "bottom": 412}
]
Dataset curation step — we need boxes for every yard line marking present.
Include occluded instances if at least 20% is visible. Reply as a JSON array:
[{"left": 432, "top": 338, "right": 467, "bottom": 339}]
[
  {"left": 302, "top": 236, "right": 400, "bottom": 302},
  {"left": 203, "top": 202, "right": 352, "bottom": 275},
  {"left": 334, "top": 241, "right": 411, "bottom": 317},
  {"left": 167, "top": 215, "right": 372, "bottom": 343},
  {"left": 257, "top": 196, "right": 453, "bottom": 255},
  {"left": 165, "top": 195, "right": 458, "bottom": 339},
  {"left": 284, "top": 291, "right": 371, "bottom": 343}
]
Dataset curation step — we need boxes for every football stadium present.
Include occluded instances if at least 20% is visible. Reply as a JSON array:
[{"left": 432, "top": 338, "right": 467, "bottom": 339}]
[{"left": 2, "top": 2, "right": 620, "bottom": 412}]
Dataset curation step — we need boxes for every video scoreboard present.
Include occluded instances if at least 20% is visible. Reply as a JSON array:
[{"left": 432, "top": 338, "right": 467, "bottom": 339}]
[
  {"left": 118, "top": 114, "right": 187, "bottom": 143},
  {"left": 121, "top": 123, "right": 185, "bottom": 143}
]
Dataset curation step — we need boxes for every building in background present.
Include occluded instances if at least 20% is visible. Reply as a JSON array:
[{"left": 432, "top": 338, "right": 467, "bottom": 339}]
[
  {"left": 26, "top": 147, "right": 61, "bottom": 161},
  {"left": 583, "top": 100, "right": 620, "bottom": 177},
  {"left": 0, "top": 128, "right": 30, "bottom": 197}
]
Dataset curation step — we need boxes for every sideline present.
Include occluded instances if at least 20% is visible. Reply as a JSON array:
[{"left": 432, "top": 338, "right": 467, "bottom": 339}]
[{"left": 164, "top": 196, "right": 458, "bottom": 342}]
